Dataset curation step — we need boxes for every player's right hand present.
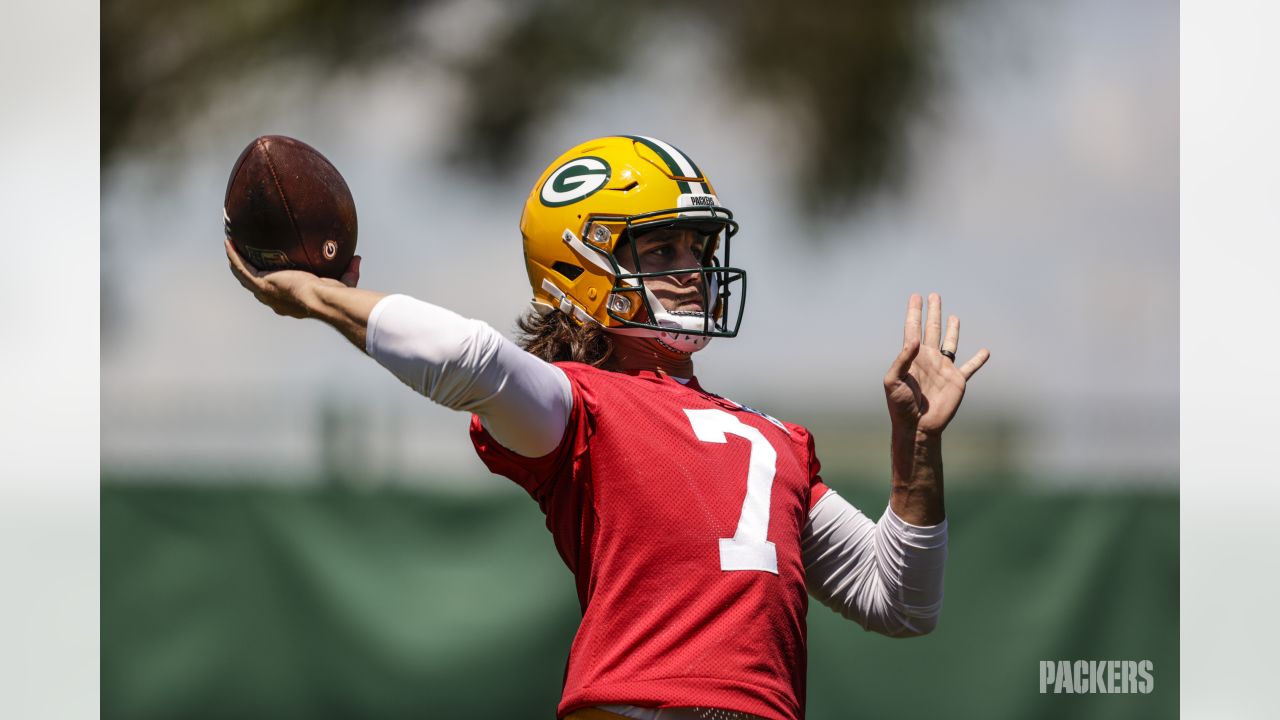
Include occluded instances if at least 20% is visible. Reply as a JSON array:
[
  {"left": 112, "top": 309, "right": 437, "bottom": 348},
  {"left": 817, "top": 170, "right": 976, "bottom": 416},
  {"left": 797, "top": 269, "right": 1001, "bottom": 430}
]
[{"left": 225, "top": 238, "right": 360, "bottom": 318}]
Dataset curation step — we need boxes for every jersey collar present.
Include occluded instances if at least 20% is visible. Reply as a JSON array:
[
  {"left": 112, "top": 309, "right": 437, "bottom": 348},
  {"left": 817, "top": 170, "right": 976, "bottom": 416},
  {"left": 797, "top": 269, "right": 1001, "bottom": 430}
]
[{"left": 622, "top": 368, "right": 707, "bottom": 393}]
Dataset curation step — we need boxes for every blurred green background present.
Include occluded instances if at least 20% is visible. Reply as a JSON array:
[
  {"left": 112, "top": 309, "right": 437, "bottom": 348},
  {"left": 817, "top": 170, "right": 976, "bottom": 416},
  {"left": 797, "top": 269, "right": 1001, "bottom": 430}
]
[
  {"left": 102, "top": 0, "right": 1178, "bottom": 717},
  {"left": 103, "top": 479, "right": 1176, "bottom": 719}
]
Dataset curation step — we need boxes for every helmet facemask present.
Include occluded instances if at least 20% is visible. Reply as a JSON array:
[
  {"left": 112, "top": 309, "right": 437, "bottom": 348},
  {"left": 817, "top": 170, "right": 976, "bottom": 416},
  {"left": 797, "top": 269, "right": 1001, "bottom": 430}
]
[{"left": 584, "top": 205, "right": 747, "bottom": 353}]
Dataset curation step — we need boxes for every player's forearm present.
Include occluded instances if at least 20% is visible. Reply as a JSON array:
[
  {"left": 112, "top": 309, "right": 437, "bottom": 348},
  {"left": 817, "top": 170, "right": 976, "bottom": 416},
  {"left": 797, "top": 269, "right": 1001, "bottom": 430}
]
[
  {"left": 301, "top": 282, "right": 387, "bottom": 350},
  {"left": 888, "top": 427, "right": 945, "bottom": 525},
  {"left": 802, "top": 491, "right": 947, "bottom": 637}
]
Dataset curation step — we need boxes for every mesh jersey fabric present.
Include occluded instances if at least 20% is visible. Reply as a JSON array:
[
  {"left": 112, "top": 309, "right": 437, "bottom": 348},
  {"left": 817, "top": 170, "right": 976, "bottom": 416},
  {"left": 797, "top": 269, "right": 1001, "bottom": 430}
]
[{"left": 470, "top": 362, "right": 831, "bottom": 720}]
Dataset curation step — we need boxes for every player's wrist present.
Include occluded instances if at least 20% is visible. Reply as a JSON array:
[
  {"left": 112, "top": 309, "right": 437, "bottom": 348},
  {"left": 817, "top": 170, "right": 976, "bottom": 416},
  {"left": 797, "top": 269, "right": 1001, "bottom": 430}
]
[
  {"left": 294, "top": 277, "right": 335, "bottom": 320},
  {"left": 890, "top": 421, "right": 941, "bottom": 447}
]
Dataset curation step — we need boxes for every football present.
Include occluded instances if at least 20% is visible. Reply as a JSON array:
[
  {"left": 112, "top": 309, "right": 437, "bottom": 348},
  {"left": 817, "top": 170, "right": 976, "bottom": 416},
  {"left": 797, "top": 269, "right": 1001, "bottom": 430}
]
[{"left": 224, "top": 135, "right": 357, "bottom": 278}]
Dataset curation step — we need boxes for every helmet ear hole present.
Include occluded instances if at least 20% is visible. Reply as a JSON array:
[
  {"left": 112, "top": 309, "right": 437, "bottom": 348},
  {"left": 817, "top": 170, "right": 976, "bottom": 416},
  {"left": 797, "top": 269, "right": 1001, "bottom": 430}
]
[{"left": 552, "top": 261, "right": 584, "bottom": 281}]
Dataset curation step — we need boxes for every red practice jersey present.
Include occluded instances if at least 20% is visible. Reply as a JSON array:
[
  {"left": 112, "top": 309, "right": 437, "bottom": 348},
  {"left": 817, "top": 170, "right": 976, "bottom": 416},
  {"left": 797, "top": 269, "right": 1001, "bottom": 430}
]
[{"left": 470, "top": 362, "right": 831, "bottom": 720}]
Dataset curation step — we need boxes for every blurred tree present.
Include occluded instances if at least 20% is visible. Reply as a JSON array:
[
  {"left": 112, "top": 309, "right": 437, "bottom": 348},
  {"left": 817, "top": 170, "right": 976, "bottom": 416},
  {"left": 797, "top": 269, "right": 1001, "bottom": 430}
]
[
  {"left": 102, "top": 0, "right": 429, "bottom": 163},
  {"left": 103, "top": 0, "right": 946, "bottom": 216},
  {"left": 450, "top": 0, "right": 943, "bottom": 216}
]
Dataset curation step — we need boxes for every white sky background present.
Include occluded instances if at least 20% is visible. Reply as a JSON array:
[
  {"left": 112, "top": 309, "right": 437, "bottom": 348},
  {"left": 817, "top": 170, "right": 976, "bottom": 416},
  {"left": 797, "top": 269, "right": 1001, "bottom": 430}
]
[{"left": 100, "top": 0, "right": 1178, "bottom": 485}]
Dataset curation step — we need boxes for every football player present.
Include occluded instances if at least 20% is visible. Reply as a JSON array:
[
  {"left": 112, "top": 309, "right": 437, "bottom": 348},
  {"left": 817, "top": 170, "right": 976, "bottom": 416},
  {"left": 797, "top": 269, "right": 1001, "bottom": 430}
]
[{"left": 226, "top": 135, "right": 989, "bottom": 720}]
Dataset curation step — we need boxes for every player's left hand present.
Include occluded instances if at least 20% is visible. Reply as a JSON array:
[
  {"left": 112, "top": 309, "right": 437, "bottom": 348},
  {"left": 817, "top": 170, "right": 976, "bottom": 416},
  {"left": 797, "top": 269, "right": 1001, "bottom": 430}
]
[{"left": 883, "top": 293, "right": 989, "bottom": 437}]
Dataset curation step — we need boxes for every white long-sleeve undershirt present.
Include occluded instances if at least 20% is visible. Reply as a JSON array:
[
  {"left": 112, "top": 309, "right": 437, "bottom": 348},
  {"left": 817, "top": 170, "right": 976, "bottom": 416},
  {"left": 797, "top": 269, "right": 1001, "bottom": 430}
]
[
  {"left": 365, "top": 294, "right": 572, "bottom": 458},
  {"left": 802, "top": 491, "right": 948, "bottom": 637},
  {"left": 363, "top": 293, "right": 947, "bottom": 636}
]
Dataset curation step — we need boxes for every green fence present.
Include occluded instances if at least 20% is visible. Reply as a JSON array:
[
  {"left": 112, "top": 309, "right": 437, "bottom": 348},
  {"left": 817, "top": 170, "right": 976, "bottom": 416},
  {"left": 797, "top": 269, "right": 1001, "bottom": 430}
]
[{"left": 103, "top": 481, "right": 1177, "bottom": 719}]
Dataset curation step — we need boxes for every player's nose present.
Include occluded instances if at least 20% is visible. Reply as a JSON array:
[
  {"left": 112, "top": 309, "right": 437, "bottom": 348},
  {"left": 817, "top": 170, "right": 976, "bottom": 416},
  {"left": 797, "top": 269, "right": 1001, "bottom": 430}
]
[{"left": 672, "top": 246, "right": 703, "bottom": 285}]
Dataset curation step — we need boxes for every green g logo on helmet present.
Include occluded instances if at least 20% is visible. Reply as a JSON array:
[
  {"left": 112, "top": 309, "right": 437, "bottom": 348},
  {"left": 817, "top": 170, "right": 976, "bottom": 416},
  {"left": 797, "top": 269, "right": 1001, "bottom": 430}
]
[{"left": 539, "top": 156, "right": 611, "bottom": 207}]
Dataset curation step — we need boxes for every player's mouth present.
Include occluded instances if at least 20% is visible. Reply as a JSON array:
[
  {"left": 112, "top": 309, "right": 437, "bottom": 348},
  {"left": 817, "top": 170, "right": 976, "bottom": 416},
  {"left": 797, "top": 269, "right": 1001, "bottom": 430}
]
[{"left": 659, "top": 291, "right": 704, "bottom": 314}]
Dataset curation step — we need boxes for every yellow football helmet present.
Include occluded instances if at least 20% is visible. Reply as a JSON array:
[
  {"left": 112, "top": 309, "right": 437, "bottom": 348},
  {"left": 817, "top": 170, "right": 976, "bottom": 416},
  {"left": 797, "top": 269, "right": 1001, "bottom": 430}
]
[{"left": 519, "top": 135, "right": 746, "bottom": 353}]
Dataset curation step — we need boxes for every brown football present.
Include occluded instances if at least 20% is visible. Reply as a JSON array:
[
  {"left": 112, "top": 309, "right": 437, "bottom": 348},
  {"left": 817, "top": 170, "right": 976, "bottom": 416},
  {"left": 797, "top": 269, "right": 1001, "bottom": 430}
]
[{"left": 224, "top": 135, "right": 357, "bottom": 278}]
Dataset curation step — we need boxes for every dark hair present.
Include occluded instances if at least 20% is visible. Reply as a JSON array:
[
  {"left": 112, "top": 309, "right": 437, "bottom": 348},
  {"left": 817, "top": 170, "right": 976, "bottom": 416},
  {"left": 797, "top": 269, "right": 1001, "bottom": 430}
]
[{"left": 516, "top": 309, "right": 614, "bottom": 367}]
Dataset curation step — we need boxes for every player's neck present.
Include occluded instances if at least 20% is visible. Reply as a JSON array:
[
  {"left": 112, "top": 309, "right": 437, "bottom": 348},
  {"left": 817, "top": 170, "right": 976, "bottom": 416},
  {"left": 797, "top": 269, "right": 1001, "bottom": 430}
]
[{"left": 607, "top": 334, "right": 695, "bottom": 379}]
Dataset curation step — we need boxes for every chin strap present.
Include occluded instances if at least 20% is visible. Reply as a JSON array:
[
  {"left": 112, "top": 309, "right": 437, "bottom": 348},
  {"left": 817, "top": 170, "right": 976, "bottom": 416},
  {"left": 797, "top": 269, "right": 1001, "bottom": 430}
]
[
  {"left": 607, "top": 318, "right": 713, "bottom": 353},
  {"left": 654, "top": 336, "right": 696, "bottom": 355}
]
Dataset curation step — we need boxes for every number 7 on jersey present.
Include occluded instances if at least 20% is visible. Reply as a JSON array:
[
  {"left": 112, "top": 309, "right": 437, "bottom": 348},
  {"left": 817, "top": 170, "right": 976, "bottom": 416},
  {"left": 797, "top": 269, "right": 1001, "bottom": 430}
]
[{"left": 684, "top": 408, "right": 779, "bottom": 574}]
